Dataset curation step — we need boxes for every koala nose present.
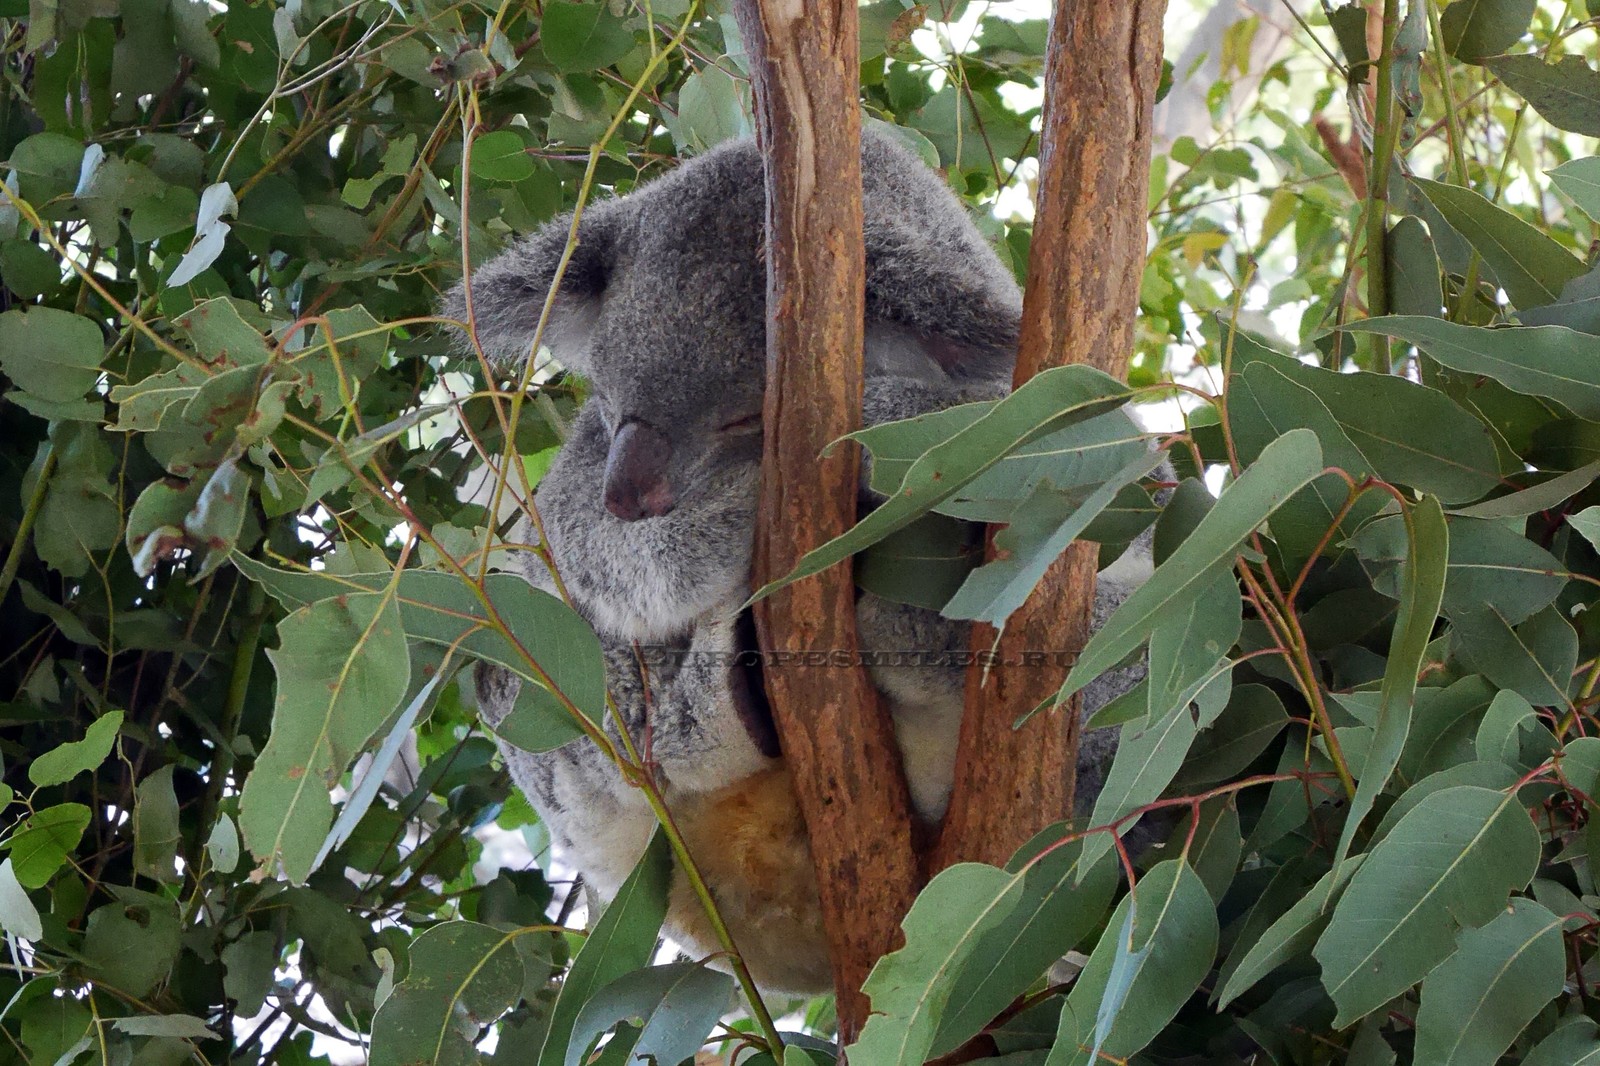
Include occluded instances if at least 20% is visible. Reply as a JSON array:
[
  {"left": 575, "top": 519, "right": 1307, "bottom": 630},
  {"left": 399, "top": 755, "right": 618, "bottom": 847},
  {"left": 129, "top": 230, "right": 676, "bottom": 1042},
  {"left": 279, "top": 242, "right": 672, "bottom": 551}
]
[{"left": 603, "top": 419, "right": 676, "bottom": 521}]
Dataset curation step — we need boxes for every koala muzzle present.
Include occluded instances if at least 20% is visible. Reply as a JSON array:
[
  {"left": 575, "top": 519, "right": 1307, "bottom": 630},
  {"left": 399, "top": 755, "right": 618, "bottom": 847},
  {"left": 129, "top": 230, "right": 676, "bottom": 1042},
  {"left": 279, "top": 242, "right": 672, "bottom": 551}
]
[{"left": 603, "top": 419, "right": 675, "bottom": 520}]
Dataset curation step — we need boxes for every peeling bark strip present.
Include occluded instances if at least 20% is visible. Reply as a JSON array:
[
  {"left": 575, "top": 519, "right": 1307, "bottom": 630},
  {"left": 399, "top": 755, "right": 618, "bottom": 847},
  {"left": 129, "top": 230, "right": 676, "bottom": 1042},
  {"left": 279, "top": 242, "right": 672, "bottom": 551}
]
[
  {"left": 936, "top": 2, "right": 1169, "bottom": 872},
  {"left": 732, "top": 0, "right": 920, "bottom": 1039}
]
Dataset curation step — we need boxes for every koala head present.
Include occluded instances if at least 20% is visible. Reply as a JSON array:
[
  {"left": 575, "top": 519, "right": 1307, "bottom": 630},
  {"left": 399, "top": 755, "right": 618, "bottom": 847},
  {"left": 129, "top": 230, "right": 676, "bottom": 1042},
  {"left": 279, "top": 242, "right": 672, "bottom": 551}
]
[{"left": 448, "top": 133, "right": 1024, "bottom": 642}]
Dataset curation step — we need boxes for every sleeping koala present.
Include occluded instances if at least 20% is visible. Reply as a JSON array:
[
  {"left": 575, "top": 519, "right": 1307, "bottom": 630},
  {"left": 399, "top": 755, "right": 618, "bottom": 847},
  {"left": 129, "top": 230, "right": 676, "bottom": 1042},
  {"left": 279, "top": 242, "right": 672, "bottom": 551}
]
[{"left": 451, "top": 130, "right": 1153, "bottom": 995}]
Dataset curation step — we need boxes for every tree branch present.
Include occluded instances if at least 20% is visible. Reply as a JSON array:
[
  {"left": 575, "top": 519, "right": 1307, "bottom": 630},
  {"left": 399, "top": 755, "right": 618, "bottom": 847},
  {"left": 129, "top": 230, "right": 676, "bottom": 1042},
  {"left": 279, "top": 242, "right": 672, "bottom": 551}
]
[
  {"left": 936, "top": 1, "right": 1169, "bottom": 870},
  {"left": 732, "top": 0, "right": 921, "bottom": 1040}
]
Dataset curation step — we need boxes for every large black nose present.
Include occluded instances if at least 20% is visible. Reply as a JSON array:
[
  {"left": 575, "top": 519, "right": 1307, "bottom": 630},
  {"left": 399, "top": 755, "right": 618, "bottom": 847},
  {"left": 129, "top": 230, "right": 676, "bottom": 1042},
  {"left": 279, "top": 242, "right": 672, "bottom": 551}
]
[{"left": 603, "top": 419, "right": 675, "bottom": 521}]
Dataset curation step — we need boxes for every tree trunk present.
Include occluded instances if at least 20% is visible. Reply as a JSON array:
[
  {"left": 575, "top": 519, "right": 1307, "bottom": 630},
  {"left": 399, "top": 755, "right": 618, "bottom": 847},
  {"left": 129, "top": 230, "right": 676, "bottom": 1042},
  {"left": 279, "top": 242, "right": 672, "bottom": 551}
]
[
  {"left": 935, "top": 2, "right": 1169, "bottom": 871},
  {"left": 732, "top": 0, "right": 920, "bottom": 1042}
]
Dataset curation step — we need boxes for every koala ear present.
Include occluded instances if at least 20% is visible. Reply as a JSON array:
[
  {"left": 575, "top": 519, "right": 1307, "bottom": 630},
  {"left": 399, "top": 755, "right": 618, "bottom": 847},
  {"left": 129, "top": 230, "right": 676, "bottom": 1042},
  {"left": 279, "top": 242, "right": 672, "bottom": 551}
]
[
  {"left": 444, "top": 202, "right": 622, "bottom": 374},
  {"left": 860, "top": 132, "right": 1024, "bottom": 382}
]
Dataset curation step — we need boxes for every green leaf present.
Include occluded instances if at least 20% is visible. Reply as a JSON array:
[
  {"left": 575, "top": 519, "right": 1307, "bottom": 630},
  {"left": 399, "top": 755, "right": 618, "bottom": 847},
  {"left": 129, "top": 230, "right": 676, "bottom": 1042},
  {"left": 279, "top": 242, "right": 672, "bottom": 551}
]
[
  {"left": 852, "top": 864, "right": 1023, "bottom": 1066},
  {"left": 1412, "top": 898, "right": 1565, "bottom": 1066},
  {"left": 470, "top": 131, "right": 535, "bottom": 183},
  {"left": 666, "top": 64, "right": 751, "bottom": 153},
  {"left": 1524, "top": 1018, "right": 1600, "bottom": 1066},
  {"left": 7, "top": 131, "right": 84, "bottom": 202},
  {"left": 1386, "top": 215, "right": 1443, "bottom": 316},
  {"left": 1474, "top": 690, "right": 1538, "bottom": 766},
  {"left": 1452, "top": 459, "right": 1600, "bottom": 518},
  {"left": 1059, "top": 429, "right": 1324, "bottom": 700},
  {"left": 1172, "top": 684, "right": 1289, "bottom": 788},
  {"left": 538, "top": 831, "right": 671, "bottom": 1066},
  {"left": 133, "top": 765, "right": 182, "bottom": 883},
  {"left": 1373, "top": 761, "right": 1520, "bottom": 844},
  {"left": 110, "top": 1015, "right": 220, "bottom": 1039},
  {"left": 1347, "top": 316, "right": 1600, "bottom": 420},
  {"left": 564, "top": 963, "right": 733, "bottom": 1066},
  {"left": 231, "top": 561, "right": 606, "bottom": 734},
  {"left": 0, "top": 238, "right": 61, "bottom": 298},
  {"left": 83, "top": 887, "right": 182, "bottom": 998},
  {"left": 1215, "top": 855, "right": 1364, "bottom": 1008},
  {"left": 1571, "top": 506, "right": 1600, "bottom": 551},
  {"left": 369, "top": 922, "right": 524, "bottom": 1066},
  {"left": 1239, "top": 359, "right": 1500, "bottom": 504},
  {"left": 929, "top": 834, "right": 1117, "bottom": 1058},
  {"left": 1439, "top": 0, "right": 1535, "bottom": 62},
  {"left": 1314, "top": 785, "right": 1541, "bottom": 1026},
  {"left": 28, "top": 709, "right": 123, "bottom": 787},
  {"left": 751, "top": 365, "right": 1130, "bottom": 603},
  {"left": 856, "top": 512, "right": 983, "bottom": 611},
  {"left": 222, "top": 930, "right": 278, "bottom": 1018},
  {"left": 1178, "top": 796, "right": 1243, "bottom": 903},
  {"left": 1551, "top": 157, "right": 1600, "bottom": 222},
  {"left": 1441, "top": 517, "right": 1566, "bottom": 624},
  {"left": 173, "top": 295, "right": 272, "bottom": 367},
  {"left": 1453, "top": 604, "right": 1577, "bottom": 707},
  {"left": 541, "top": 1, "right": 635, "bottom": 72},
  {"left": 6, "top": 802, "right": 91, "bottom": 888},
  {"left": 1412, "top": 180, "right": 1586, "bottom": 308},
  {"left": 1047, "top": 861, "right": 1218, "bottom": 1066},
  {"left": 239, "top": 591, "right": 410, "bottom": 884},
  {"left": 942, "top": 450, "right": 1166, "bottom": 624},
  {"left": 0, "top": 306, "right": 105, "bottom": 403},
  {"left": 1486, "top": 53, "right": 1600, "bottom": 136},
  {"left": 1332, "top": 496, "right": 1448, "bottom": 865},
  {"left": 1078, "top": 673, "right": 1219, "bottom": 875}
]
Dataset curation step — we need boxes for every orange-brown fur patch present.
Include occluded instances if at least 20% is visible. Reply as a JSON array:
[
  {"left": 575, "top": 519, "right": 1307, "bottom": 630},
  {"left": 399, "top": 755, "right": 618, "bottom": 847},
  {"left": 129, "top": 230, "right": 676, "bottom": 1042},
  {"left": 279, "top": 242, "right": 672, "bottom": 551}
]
[{"left": 665, "top": 767, "right": 831, "bottom": 992}]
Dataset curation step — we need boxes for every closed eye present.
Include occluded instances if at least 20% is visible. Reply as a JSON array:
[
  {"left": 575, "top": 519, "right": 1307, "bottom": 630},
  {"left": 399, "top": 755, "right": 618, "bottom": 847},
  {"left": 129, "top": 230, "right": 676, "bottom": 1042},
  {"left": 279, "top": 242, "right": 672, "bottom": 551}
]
[{"left": 719, "top": 412, "right": 762, "bottom": 433}]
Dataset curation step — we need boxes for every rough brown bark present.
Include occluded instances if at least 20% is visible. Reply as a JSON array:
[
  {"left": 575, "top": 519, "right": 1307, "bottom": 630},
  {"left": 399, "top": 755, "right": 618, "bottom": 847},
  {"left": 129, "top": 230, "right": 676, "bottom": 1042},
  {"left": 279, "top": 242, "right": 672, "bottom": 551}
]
[
  {"left": 731, "top": 0, "right": 920, "bottom": 1041},
  {"left": 936, "top": 1, "right": 1169, "bottom": 871}
]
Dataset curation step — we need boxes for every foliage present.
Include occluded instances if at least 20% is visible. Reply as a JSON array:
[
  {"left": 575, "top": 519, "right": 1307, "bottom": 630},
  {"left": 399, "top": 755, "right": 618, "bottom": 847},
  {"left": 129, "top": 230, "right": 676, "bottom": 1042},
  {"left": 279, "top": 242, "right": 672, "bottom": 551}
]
[{"left": 1, "top": 0, "right": 1599, "bottom": 1065}]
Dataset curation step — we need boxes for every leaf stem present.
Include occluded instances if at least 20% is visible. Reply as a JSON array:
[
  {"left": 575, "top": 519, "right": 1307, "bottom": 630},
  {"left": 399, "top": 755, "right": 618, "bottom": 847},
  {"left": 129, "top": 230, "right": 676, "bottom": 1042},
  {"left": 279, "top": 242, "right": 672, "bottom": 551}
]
[
  {"left": 1365, "top": 0, "right": 1402, "bottom": 373},
  {"left": 0, "top": 445, "right": 55, "bottom": 608}
]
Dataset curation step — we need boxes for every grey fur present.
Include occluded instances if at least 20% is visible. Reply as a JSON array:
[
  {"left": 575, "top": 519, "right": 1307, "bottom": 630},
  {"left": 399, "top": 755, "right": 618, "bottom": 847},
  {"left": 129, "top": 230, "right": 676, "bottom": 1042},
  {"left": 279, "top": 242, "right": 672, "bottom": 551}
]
[{"left": 452, "top": 131, "right": 1155, "bottom": 994}]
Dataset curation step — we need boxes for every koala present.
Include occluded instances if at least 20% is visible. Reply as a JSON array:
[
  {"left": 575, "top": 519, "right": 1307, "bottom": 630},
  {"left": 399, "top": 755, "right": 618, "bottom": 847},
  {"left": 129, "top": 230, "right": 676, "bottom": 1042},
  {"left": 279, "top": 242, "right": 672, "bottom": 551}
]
[{"left": 450, "top": 130, "right": 1154, "bottom": 995}]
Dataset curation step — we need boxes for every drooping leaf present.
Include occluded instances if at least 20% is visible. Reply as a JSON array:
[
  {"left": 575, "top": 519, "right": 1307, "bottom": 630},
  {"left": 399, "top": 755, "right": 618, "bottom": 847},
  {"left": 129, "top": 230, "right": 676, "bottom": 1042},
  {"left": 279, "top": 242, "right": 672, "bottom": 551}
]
[
  {"left": 132, "top": 765, "right": 182, "bottom": 883},
  {"left": 1059, "top": 429, "right": 1324, "bottom": 699},
  {"left": 1046, "top": 861, "right": 1218, "bottom": 1066},
  {"left": 0, "top": 859, "right": 42, "bottom": 941},
  {"left": 538, "top": 832, "right": 671, "bottom": 1066},
  {"left": 751, "top": 365, "right": 1131, "bottom": 602},
  {"left": 1452, "top": 604, "right": 1577, "bottom": 707},
  {"left": 369, "top": 922, "right": 524, "bottom": 1066},
  {"left": 929, "top": 834, "right": 1118, "bottom": 1058},
  {"left": 941, "top": 450, "right": 1166, "bottom": 625},
  {"left": 1215, "top": 855, "right": 1364, "bottom": 1008},
  {"left": 1487, "top": 53, "right": 1600, "bottom": 136},
  {"left": 1332, "top": 496, "right": 1448, "bottom": 865},
  {"left": 1524, "top": 1018, "right": 1600, "bottom": 1066},
  {"left": 1314, "top": 785, "right": 1541, "bottom": 1026},
  {"left": 1412, "top": 180, "right": 1586, "bottom": 308},
  {"left": 239, "top": 591, "right": 410, "bottom": 883},
  {"left": 0, "top": 307, "right": 105, "bottom": 404},
  {"left": 1412, "top": 898, "right": 1565, "bottom": 1066},
  {"left": 1386, "top": 215, "right": 1444, "bottom": 316},
  {"left": 1550, "top": 157, "right": 1600, "bottom": 221},
  {"left": 231, "top": 561, "right": 606, "bottom": 737},
  {"left": 851, "top": 864, "right": 1024, "bottom": 1066},
  {"left": 564, "top": 963, "right": 734, "bottom": 1066},
  {"left": 1347, "top": 317, "right": 1600, "bottom": 420}
]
